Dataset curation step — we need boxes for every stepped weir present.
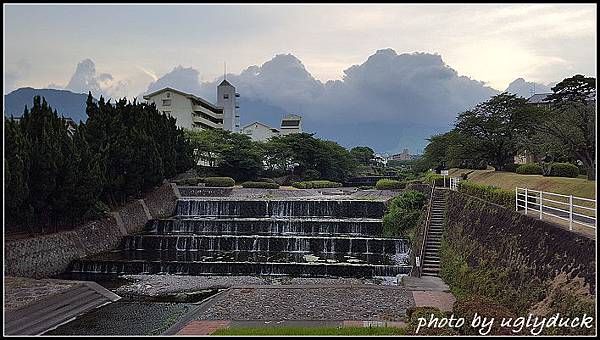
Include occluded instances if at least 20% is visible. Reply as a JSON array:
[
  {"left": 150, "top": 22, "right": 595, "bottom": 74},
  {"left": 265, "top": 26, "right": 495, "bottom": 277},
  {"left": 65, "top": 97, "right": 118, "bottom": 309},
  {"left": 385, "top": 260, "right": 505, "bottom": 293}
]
[{"left": 68, "top": 196, "right": 412, "bottom": 279}]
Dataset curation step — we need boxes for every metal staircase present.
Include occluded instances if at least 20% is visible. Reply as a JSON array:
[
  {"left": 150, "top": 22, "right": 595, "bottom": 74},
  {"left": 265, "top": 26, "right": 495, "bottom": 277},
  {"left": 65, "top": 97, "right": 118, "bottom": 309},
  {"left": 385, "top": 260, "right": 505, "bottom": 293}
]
[{"left": 421, "top": 189, "right": 447, "bottom": 277}]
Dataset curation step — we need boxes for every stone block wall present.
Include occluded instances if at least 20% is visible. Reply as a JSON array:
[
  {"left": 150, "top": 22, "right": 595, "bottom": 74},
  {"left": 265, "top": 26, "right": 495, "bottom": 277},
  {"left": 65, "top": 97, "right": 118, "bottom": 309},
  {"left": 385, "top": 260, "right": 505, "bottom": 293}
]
[
  {"left": 4, "top": 182, "right": 179, "bottom": 279},
  {"left": 441, "top": 189, "right": 595, "bottom": 319}
]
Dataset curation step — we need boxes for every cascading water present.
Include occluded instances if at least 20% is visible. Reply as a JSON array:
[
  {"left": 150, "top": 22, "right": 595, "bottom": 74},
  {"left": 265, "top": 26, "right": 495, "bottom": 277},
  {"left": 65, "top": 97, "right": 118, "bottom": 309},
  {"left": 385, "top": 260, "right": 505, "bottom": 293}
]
[{"left": 69, "top": 197, "right": 412, "bottom": 279}]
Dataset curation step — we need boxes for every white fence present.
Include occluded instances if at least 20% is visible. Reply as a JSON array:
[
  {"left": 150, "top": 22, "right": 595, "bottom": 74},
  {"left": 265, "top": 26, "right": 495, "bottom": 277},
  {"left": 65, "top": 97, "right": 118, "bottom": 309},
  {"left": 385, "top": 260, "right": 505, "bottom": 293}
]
[
  {"left": 515, "top": 187, "right": 596, "bottom": 230},
  {"left": 449, "top": 177, "right": 460, "bottom": 191}
]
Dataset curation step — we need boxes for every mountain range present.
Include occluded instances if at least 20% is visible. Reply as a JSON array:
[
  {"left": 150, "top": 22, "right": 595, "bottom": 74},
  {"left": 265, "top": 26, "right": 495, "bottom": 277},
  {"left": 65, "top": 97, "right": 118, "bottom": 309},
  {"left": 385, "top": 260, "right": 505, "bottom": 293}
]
[{"left": 4, "top": 49, "right": 556, "bottom": 153}]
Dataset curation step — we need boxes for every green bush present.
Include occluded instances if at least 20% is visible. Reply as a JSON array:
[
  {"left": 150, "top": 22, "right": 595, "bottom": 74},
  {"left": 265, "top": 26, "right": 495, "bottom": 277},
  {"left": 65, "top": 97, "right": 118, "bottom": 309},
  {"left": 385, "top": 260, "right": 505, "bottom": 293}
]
[
  {"left": 375, "top": 179, "right": 406, "bottom": 190},
  {"left": 516, "top": 163, "right": 542, "bottom": 175},
  {"left": 301, "top": 169, "right": 321, "bottom": 181},
  {"left": 458, "top": 180, "right": 515, "bottom": 209},
  {"left": 291, "top": 180, "right": 342, "bottom": 189},
  {"left": 546, "top": 163, "right": 579, "bottom": 178},
  {"left": 382, "top": 190, "right": 425, "bottom": 240},
  {"left": 241, "top": 181, "right": 280, "bottom": 189},
  {"left": 203, "top": 176, "right": 235, "bottom": 187},
  {"left": 502, "top": 163, "right": 520, "bottom": 173},
  {"left": 423, "top": 171, "right": 447, "bottom": 186},
  {"left": 453, "top": 296, "right": 517, "bottom": 335}
]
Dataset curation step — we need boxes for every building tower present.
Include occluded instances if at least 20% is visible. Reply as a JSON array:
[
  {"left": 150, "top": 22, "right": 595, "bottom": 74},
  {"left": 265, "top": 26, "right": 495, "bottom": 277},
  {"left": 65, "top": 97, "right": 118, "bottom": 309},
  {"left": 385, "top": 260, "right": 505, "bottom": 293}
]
[{"left": 217, "top": 79, "right": 240, "bottom": 132}]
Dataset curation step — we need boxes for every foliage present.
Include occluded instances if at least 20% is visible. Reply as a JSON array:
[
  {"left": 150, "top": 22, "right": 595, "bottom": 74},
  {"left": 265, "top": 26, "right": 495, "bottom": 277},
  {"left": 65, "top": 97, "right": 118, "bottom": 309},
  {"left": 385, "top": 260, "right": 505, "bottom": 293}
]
[
  {"left": 382, "top": 190, "right": 425, "bottom": 240},
  {"left": 452, "top": 296, "right": 518, "bottom": 335},
  {"left": 350, "top": 146, "right": 375, "bottom": 165},
  {"left": 203, "top": 176, "right": 235, "bottom": 187},
  {"left": 422, "top": 171, "right": 446, "bottom": 186},
  {"left": 502, "top": 163, "right": 520, "bottom": 173},
  {"left": 301, "top": 169, "right": 321, "bottom": 181},
  {"left": 545, "top": 162, "right": 579, "bottom": 178},
  {"left": 4, "top": 94, "right": 193, "bottom": 233},
  {"left": 515, "top": 163, "right": 543, "bottom": 175},
  {"left": 457, "top": 180, "right": 515, "bottom": 209},
  {"left": 536, "top": 75, "right": 596, "bottom": 180},
  {"left": 241, "top": 181, "right": 280, "bottom": 189},
  {"left": 375, "top": 179, "right": 406, "bottom": 190},
  {"left": 291, "top": 180, "right": 342, "bottom": 189}
]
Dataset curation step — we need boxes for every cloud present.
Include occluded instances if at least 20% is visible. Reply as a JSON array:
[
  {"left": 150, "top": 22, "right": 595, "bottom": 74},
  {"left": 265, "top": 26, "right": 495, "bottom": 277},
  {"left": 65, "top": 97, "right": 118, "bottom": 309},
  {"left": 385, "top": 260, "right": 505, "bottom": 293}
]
[
  {"left": 61, "top": 58, "right": 128, "bottom": 99},
  {"left": 146, "top": 65, "right": 203, "bottom": 95},
  {"left": 5, "top": 59, "right": 31, "bottom": 93},
  {"left": 505, "top": 78, "right": 552, "bottom": 98},
  {"left": 142, "top": 49, "right": 500, "bottom": 152}
]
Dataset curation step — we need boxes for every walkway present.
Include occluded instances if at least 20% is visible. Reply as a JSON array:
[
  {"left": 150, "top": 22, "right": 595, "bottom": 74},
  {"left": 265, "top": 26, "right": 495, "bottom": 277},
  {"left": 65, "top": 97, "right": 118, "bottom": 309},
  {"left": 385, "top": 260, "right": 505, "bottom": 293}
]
[{"left": 4, "top": 276, "right": 120, "bottom": 335}]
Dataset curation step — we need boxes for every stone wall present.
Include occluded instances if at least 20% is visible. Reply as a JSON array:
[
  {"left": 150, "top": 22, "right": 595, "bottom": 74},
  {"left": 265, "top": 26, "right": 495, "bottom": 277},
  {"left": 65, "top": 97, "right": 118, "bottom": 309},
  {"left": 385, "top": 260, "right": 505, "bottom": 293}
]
[
  {"left": 441, "top": 189, "right": 595, "bottom": 319},
  {"left": 4, "top": 182, "right": 179, "bottom": 279}
]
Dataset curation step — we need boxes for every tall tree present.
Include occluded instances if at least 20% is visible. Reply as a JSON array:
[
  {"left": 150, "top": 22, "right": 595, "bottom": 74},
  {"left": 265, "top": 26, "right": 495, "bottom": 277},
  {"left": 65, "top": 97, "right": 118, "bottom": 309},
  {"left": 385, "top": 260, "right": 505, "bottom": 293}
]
[
  {"left": 350, "top": 146, "right": 375, "bottom": 166},
  {"left": 534, "top": 75, "right": 596, "bottom": 180}
]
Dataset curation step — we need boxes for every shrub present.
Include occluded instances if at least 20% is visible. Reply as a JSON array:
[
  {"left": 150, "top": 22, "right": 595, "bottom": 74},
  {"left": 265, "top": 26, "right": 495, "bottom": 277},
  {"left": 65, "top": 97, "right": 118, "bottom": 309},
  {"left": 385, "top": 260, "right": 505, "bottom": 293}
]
[
  {"left": 203, "top": 176, "right": 235, "bottom": 187},
  {"left": 241, "top": 181, "right": 280, "bottom": 189},
  {"left": 516, "top": 163, "right": 542, "bottom": 175},
  {"left": 546, "top": 163, "right": 579, "bottom": 178},
  {"left": 383, "top": 190, "right": 425, "bottom": 240},
  {"left": 453, "top": 296, "right": 517, "bottom": 335},
  {"left": 502, "top": 163, "right": 520, "bottom": 173},
  {"left": 423, "top": 171, "right": 447, "bottom": 186},
  {"left": 458, "top": 180, "right": 515, "bottom": 210},
  {"left": 301, "top": 169, "right": 321, "bottom": 181},
  {"left": 375, "top": 179, "right": 406, "bottom": 190},
  {"left": 291, "top": 180, "right": 342, "bottom": 189}
]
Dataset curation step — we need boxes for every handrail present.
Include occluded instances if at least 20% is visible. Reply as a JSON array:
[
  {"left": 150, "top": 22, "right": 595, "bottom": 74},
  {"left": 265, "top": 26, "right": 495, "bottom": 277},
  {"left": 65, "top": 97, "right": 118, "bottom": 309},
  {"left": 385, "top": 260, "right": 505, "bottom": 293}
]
[{"left": 416, "top": 182, "right": 435, "bottom": 277}]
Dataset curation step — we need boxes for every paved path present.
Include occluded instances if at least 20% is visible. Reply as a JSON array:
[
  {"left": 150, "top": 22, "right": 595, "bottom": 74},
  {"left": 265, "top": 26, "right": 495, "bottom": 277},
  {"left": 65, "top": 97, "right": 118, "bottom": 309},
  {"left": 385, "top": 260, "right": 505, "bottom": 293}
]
[{"left": 4, "top": 276, "right": 120, "bottom": 335}]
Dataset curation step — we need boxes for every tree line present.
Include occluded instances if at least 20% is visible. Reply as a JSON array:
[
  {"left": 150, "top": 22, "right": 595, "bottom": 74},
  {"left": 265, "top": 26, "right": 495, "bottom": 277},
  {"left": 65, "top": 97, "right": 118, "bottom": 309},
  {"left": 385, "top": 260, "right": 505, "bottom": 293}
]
[
  {"left": 187, "top": 129, "right": 358, "bottom": 183},
  {"left": 417, "top": 75, "right": 596, "bottom": 180},
  {"left": 4, "top": 94, "right": 194, "bottom": 233}
]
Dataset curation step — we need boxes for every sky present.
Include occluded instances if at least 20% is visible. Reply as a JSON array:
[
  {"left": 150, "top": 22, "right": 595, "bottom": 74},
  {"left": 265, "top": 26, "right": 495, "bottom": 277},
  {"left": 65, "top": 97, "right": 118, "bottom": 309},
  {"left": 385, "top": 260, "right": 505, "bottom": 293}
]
[
  {"left": 4, "top": 4, "right": 596, "bottom": 96},
  {"left": 3, "top": 3, "right": 597, "bottom": 153}
]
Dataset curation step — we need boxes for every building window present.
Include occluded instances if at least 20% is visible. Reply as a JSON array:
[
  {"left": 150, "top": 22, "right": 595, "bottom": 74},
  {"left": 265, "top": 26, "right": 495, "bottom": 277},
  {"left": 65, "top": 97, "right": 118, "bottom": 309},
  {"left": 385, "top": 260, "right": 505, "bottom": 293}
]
[
  {"left": 166, "top": 92, "right": 170, "bottom": 98},
  {"left": 223, "top": 94, "right": 229, "bottom": 99},
  {"left": 162, "top": 99, "right": 171, "bottom": 106}
]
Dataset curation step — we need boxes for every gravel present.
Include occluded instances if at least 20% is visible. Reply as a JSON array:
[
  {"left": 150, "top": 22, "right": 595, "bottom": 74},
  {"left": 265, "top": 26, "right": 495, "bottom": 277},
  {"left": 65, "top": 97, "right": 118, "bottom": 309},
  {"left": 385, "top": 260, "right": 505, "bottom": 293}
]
[
  {"left": 114, "top": 274, "right": 400, "bottom": 297},
  {"left": 195, "top": 286, "right": 414, "bottom": 321}
]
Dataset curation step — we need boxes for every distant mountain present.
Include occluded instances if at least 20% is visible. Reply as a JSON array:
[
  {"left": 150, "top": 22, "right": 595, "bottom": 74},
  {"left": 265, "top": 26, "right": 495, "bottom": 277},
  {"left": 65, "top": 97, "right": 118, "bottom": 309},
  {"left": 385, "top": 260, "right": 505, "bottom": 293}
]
[{"left": 4, "top": 87, "right": 91, "bottom": 123}]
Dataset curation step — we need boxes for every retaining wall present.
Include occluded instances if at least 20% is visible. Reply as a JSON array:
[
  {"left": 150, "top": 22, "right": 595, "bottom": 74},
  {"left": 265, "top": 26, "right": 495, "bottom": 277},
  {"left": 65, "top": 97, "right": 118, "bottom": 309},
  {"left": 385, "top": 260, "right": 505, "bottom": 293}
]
[
  {"left": 442, "top": 189, "right": 595, "bottom": 317},
  {"left": 4, "top": 182, "right": 179, "bottom": 279}
]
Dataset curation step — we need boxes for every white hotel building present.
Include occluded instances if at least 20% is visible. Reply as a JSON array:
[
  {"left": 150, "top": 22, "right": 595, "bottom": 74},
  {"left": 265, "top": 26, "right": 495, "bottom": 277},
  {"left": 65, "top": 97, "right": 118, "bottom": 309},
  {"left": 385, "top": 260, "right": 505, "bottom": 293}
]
[{"left": 143, "top": 79, "right": 240, "bottom": 131}]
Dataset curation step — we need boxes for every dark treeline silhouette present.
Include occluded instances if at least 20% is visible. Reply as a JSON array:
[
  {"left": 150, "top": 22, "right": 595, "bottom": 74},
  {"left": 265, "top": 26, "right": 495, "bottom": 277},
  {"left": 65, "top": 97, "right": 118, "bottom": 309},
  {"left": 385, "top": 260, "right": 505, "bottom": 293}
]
[{"left": 4, "top": 93, "right": 194, "bottom": 234}]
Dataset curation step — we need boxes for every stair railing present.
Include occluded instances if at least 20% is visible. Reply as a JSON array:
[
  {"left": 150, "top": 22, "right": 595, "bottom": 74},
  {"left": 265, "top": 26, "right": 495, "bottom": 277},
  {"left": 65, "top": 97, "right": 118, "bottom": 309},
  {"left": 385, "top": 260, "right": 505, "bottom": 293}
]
[{"left": 416, "top": 182, "right": 435, "bottom": 278}]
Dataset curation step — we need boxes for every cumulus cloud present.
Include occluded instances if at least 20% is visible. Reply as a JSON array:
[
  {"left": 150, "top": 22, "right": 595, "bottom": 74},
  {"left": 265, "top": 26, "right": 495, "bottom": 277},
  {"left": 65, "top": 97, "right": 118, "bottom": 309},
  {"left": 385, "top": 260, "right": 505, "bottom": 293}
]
[
  {"left": 61, "top": 59, "right": 128, "bottom": 99},
  {"left": 140, "top": 49, "right": 503, "bottom": 152},
  {"left": 505, "top": 78, "right": 552, "bottom": 98}
]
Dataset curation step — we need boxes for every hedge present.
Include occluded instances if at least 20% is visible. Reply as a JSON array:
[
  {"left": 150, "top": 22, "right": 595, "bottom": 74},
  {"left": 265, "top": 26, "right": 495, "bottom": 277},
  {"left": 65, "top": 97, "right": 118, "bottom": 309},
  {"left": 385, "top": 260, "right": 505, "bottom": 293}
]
[
  {"left": 423, "top": 172, "right": 446, "bottom": 186},
  {"left": 292, "top": 180, "right": 342, "bottom": 189},
  {"left": 502, "top": 163, "right": 520, "bottom": 173},
  {"left": 241, "top": 181, "right": 280, "bottom": 189},
  {"left": 203, "top": 176, "right": 235, "bottom": 187},
  {"left": 516, "top": 163, "right": 542, "bottom": 175},
  {"left": 546, "top": 162, "right": 579, "bottom": 178},
  {"left": 375, "top": 179, "right": 406, "bottom": 190},
  {"left": 458, "top": 180, "right": 515, "bottom": 210}
]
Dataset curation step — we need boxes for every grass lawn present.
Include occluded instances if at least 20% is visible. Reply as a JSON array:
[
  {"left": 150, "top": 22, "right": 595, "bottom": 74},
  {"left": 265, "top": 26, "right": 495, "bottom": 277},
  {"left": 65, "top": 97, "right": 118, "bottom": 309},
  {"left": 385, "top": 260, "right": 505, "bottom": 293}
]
[
  {"left": 448, "top": 169, "right": 596, "bottom": 199},
  {"left": 211, "top": 326, "right": 408, "bottom": 336}
]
